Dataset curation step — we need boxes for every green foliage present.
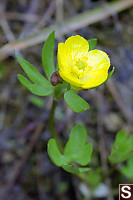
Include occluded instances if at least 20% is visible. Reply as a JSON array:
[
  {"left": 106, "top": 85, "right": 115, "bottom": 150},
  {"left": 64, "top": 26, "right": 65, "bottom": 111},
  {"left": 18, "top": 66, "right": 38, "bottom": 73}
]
[
  {"left": 108, "top": 130, "right": 133, "bottom": 163},
  {"left": 54, "top": 82, "right": 69, "bottom": 100},
  {"left": 48, "top": 125, "right": 92, "bottom": 174},
  {"left": 42, "top": 31, "right": 55, "bottom": 80},
  {"left": 16, "top": 54, "right": 54, "bottom": 96},
  {"left": 88, "top": 39, "right": 97, "bottom": 51},
  {"left": 79, "top": 168, "right": 102, "bottom": 188},
  {"left": 120, "top": 156, "right": 133, "bottom": 181},
  {"left": 28, "top": 95, "right": 45, "bottom": 108},
  {"left": 64, "top": 89, "right": 89, "bottom": 113},
  {"left": 62, "top": 165, "right": 90, "bottom": 174}
]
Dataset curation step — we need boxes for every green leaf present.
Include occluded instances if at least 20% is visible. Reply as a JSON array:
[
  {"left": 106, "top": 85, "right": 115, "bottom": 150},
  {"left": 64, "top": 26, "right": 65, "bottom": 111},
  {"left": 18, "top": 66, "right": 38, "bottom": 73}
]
[
  {"left": 16, "top": 54, "right": 49, "bottom": 85},
  {"left": 18, "top": 74, "right": 54, "bottom": 96},
  {"left": 120, "top": 156, "right": 133, "bottom": 180},
  {"left": 62, "top": 165, "right": 90, "bottom": 174},
  {"left": 88, "top": 39, "right": 97, "bottom": 51},
  {"left": 42, "top": 31, "right": 55, "bottom": 80},
  {"left": 64, "top": 89, "right": 89, "bottom": 113},
  {"left": 108, "top": 130, "right": 133, "bottom": 163},
  {"left": 15, "top": 53, "right": 54, "bottom": 96},
  {"left": 48, "top": 138, "right": 69, "bottom": 166},
  {"left": 64, "top": 125, "right": 92, "bottom": 166},
  {"left": 48, "top": 124, "right": 92, "bottom": 174},
  {"left": 62, "top": 165, "right": 79, "bottom": 174}
]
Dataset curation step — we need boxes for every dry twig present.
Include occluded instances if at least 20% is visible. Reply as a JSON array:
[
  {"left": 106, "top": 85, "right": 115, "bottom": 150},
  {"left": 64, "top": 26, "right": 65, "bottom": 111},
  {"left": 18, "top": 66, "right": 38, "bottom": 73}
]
[{"left": 0, "top": 0, "right": 133, "bottom": 60}]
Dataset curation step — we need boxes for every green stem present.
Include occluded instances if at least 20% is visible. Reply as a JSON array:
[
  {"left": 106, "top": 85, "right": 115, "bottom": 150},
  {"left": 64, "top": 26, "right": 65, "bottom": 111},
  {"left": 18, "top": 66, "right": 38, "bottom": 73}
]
[{"left": 49, "top": 99, "right": 63, "bottom": 153}]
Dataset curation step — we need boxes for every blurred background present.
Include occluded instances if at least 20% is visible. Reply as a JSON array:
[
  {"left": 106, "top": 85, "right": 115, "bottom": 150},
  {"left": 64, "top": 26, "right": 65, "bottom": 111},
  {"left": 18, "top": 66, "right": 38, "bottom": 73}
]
[{"left": 0, "top": 0, "right": 133, "bottom": 199}]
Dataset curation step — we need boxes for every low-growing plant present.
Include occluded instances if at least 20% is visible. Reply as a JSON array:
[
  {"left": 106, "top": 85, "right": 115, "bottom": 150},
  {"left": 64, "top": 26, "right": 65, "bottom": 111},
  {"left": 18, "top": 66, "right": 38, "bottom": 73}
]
[{"left": 15, "top": 31, "right": 132, "bottom": 185}]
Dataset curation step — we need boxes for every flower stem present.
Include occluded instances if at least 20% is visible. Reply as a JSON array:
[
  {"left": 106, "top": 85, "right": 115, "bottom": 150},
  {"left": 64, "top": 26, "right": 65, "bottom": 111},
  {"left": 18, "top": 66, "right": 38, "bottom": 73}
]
[{"left": 49, "top": 99, "right": 63, "bottom": 153}]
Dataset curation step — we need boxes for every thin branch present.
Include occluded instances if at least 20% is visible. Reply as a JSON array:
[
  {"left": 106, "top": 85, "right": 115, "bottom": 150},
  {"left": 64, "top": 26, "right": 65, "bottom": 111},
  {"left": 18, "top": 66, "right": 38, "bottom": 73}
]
[
  {"left": 0, "top": 2, "right": 15, "bottom": 42},
  {"left": 5, "top": 12, "right": 39, "bottom": 23},
  {"left": 56, "top": 0, "right": 64, "bottom": 23},
  {"left": 33, "top": 0, "right": 55, "bottom": 32},
  {"left": 0, "top": 0, "right": 133, "bottom": 60},
  {"left": 49, "top": 99, "right": 63, "bottom": 153}
]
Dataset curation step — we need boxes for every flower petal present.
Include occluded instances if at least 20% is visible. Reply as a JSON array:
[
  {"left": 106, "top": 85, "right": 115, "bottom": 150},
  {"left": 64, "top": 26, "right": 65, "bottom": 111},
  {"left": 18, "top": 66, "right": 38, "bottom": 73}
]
[
  {"left": 80, "top": 50, "right": 110, "bottom": 89},
  {"left": 58, "top": 36, "right": 89, "bottom": 87},
  {"left": 82, "top": 68, "right": 108, "bottom": 89},
  {"left": 59, "top": 70, "right": 83, "bottom": 87},
  {"left": 64, "top": 35, "right": 89, "bottom": 60},
  {"left": 58, "top": 43, "right": 68, "bottom": 71},
  {"left": 86, "top": 50, "right": 110, "bottom": 71},
  {"left": 57, "top": 36, "right": 111, "bottom": 90},
  {"left": 71, "top": 84, "right": 83, "bottom": 90}
]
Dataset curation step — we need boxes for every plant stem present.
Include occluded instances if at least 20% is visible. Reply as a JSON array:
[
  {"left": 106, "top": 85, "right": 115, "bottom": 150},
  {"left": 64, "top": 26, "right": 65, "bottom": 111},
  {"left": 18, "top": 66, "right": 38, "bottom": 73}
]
[{"left": 49, "top": 99, "right": 63, "bottom": 153}]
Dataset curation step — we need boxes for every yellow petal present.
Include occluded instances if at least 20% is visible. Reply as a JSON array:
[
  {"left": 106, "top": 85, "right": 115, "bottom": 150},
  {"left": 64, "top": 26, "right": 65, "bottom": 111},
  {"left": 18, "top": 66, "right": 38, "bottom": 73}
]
[
  {"left": 82, "top": 69, "right": 108, "bottom": 89},
  {"left": 86, "top": 50, "right": 110, "bottom": 71},
  {"left": 58, "top": 43, "right": 68, "bottom": 70},
  {"left": 70, "top": 84, "right": 83, "bottom": 90},
  {"left": 81, "top": 50, "right": 110, "bottom": 89},
  {"left": 58, "top": 36, "right": 89, "bottom": 87},
  {"left": 59, "top": 69, "right": 83, "bottom": 87},
  {"left": 64, "top": 35, "right": 89, "bottom": 61}
]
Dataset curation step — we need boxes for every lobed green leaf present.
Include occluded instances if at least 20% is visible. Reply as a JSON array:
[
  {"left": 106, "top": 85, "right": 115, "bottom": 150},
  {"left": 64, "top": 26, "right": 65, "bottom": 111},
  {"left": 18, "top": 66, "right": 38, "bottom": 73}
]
[
  {"left": 108, "top": 130, "right": 133, "bottom": 163},
  {"left": 120, "top": 156, "right": 133, "bottom": 180},
  {"left": 48, "top": 138, "right": 68, "bottom": 166},
  {"left": 18, "top": 74, "right": 54, "bottom": 96},
  {"left": 48, "top": 125, "right": 92, "bottom": 174},
  {"left": 16, "top": 54, "right": 49, "bottom": 85},
  {"left": 64, "top": 125, "right": 92, "bottom": 166}
]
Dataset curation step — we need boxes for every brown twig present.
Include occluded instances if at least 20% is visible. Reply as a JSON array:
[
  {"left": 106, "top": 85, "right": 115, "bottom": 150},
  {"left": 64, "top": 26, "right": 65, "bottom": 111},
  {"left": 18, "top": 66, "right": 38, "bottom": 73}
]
[
  {"left": 19, "top": 0, "right": 39, "bottom": 38},
  {"left": 5, "top": 12, "right": 39, "bottom": 23},
  {"left": 0, "top": 1, "right": 15, "bottom": 42},
  {"left": 56, "top": 0, "right": 64, "bottom": 24},
  {"left": 0, "top": 122, "right": 45, "bottom": 200},
  {"left": 33, "top": 0, "right": 55, "bottom": 32},
  {"left": 0, "top": 0, "right": 133, "bottom": 60}
]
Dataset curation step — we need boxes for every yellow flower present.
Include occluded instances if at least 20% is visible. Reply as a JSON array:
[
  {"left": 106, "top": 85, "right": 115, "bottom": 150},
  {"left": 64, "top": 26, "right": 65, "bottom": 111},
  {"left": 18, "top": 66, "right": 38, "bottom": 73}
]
[{"left": 57, "top": 35, "right": 110, "bottom": 90}]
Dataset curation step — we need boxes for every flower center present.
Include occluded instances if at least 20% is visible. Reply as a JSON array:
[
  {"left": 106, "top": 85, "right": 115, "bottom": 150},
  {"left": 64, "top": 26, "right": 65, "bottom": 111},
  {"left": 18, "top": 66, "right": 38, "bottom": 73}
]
[{"left": 75, "top": 60, "right": 85, "bottom": 70}]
